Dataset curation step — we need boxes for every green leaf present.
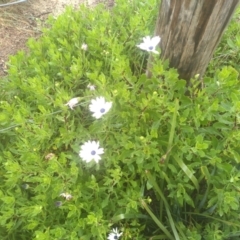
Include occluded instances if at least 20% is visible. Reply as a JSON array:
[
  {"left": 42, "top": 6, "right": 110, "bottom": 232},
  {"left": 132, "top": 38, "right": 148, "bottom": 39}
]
[
  {"left": 173, "top": 154, "right": 199, "bottom": 191},
  {"left": 140, "top": 199, "right": 175, "bottom": 240}
]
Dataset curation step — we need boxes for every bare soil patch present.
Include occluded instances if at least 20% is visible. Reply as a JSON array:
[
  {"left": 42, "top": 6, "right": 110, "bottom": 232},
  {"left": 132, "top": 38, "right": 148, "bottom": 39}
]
[{"left": 0, "top": 0, "right": 113, "bottom": 76}]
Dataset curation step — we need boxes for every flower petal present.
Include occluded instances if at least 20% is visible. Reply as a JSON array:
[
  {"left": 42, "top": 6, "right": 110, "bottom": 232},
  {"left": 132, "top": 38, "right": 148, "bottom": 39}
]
[{"left": 151, "top": 36, "right": 161, "bottom": 46}]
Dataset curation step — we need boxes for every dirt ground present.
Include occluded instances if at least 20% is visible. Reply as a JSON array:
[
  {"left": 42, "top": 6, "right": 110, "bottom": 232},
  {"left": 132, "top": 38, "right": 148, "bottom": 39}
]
[{"left": 0, "top": 0, "right": 113, "bottom": 76}]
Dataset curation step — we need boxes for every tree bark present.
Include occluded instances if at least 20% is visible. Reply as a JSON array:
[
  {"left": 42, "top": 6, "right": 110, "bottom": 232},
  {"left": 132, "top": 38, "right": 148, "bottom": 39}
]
[{"left": 154, "top": 0, "right": 240, "bottom": 84}]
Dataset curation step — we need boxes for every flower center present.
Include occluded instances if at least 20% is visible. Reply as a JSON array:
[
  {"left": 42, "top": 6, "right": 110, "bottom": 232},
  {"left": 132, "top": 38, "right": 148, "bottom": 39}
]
[
  {"left": 100, "top": 108, "right": 105, "bottom": 113},
  {"left": 91, "top": 150, "right": 96, "bottom": 155},
  {"left": 114, "top": 236, "right": 118, "bottom": 240},
  {"left": 148, "top": 46, "right": 153, "bottom": 50}
]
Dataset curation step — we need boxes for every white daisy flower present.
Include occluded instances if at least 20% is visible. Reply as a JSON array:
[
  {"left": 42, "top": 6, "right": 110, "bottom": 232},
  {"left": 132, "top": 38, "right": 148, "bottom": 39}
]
[
  {"left": 60, "top": 193, "right": 73, "bottom": 200},
  {"left": 87, "top": 84, "right": 96, "bottom": 91},
  {"left": 136, "top": 36, "right": 161, "bottom": 54},
  {"left": 65, "top": 97, "right": 80, "bottom": 110},
  {"left": 81, "top": 43, "right": 88, "bottom": 51},
  {"left": 89, "top": 96, "right": 112, "bottom": 119},
  {"left": 107, "top": 228, "right": 122, "bottom": 240},
  {"left": 79, "top": 140, "right": 104, "bottom": 163}
]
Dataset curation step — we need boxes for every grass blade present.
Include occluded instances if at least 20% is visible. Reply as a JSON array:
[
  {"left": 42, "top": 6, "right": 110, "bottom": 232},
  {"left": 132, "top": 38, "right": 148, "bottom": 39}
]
[
  {"left": 146, "top": 171, "right": 182, "bottom": 240},
  {"left": 140, "top": 199, "right": 175, "bottom": 240},
  {"left": 184, "top": 212, "right": 240, "bottom": 228},
  {"left": 173, "top": 154, "right": 199, "bottom": 191}
]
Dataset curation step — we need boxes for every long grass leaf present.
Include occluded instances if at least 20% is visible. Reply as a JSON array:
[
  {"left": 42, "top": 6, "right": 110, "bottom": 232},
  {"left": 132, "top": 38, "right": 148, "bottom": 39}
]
[
  {"left": 160, "top": 99, "right": 178, "bottom": 221},
  {"left": 111, "top": 213, "right": 149, "bottom": 222},
  {"left": 185, "top": 212, "right": 240, "bottom": 228},
  {"left": 146, "top": 171, "right": 182, "bottom": 240},
  {"left": 150, "top": 235, "right": 172, "bottom": 239},
  {"left": 173, "top": 154, "right": 199, "bottom": 191},
  {"left": 197, "top": 166, "right": 211, "bottom": 210},
  {"left": 225, "top": 231, "right": 240, "bottom": 238},
  {"left": 140, "top": 199, "right": 175, "bottom": 240},
  {"left": 167, "top": 99, "right": 178, "bottom": 153},
  {"left": 201, "top": 166, "right": 211, "bottom": 183}
]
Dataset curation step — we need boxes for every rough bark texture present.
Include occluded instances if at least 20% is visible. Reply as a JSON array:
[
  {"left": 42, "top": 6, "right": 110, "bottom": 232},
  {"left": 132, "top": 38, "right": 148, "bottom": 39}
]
[{"left": 155, "top": 0, "right": 240, "bottom": 83}]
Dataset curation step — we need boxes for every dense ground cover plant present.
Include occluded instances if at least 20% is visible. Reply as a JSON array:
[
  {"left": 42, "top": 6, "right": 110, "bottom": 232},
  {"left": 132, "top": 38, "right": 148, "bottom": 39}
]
[
  {"left": 208, "top": 6, "right": 240, "bottom": 75},
  {"left": 1, "top": 1, "right": 240, "bottom": 239}
]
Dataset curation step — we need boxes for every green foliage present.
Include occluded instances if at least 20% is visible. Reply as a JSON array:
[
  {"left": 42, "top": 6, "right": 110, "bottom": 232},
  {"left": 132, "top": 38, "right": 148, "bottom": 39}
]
[
  {"left": 1, "top": 1, "right": 240, "bottom": 239},
  {"left": 208, "top": 6, "right": 240, "bottom": 75}
]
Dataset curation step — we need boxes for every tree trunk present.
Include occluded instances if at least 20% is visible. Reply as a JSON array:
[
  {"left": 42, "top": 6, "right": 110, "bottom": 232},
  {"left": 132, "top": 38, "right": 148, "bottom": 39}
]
[{"left": 154, "top": 0, "right": 240, "bottom": 84}]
